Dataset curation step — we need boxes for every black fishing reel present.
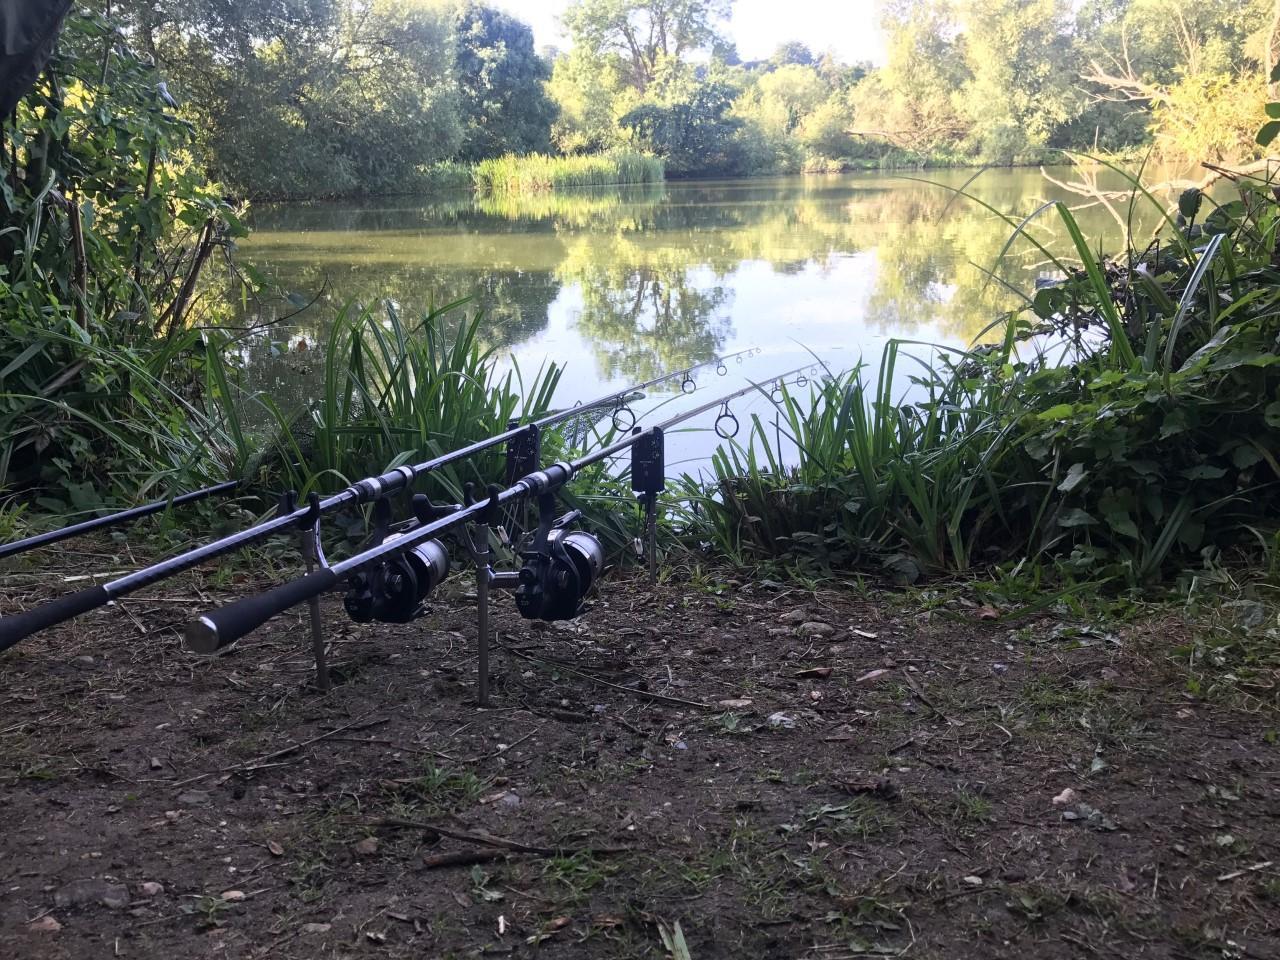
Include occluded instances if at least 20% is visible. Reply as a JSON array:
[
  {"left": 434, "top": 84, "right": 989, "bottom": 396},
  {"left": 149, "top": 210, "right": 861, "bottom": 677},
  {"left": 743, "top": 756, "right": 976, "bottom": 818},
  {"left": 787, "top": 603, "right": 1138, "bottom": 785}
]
[
  {"left": 514, "top": 508, "right": 604, "bottom": 622},
  {"left": 344, "top": 535, "right": 450, "bottom": 624}
]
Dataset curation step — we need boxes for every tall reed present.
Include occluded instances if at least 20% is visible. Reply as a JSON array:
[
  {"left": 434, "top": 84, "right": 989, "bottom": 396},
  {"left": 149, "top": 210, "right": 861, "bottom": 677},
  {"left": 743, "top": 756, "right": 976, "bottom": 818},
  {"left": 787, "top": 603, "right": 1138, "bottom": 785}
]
[
  {"left": 473, "top": 151, "right": 665, "bottom": 196},
  {"left": 249, "top": 300, "right": 562, "bottom": 507}
]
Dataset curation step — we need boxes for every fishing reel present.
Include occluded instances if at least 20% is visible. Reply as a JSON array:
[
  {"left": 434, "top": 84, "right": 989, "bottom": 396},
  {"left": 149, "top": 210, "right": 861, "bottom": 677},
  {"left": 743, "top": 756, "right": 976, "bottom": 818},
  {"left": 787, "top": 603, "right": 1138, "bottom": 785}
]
[
  {"left": 344, "top": 534, "right": 450, "bottom": 624},
  {"left": 514, "top": 504, "right": 604, "bottom": 622}
]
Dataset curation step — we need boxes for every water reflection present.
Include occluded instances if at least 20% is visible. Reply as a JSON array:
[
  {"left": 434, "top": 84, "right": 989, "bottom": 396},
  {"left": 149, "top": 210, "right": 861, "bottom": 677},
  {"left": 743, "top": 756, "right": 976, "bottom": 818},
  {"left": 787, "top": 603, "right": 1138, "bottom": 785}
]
[{"left": 233, "top": 169, "right": 1146, "bottom": 415}]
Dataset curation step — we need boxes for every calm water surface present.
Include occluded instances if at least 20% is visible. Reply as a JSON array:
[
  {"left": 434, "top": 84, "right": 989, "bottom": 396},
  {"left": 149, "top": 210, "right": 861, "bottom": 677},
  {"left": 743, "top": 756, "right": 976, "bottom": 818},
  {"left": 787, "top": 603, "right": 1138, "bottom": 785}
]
[{"left": 234, "top": 169, "right": 1146, "bottom": 463}]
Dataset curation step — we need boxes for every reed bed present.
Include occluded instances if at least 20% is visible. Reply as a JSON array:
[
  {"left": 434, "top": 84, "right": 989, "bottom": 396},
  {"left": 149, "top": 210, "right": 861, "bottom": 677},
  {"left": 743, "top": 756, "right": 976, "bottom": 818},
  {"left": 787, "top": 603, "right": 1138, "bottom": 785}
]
[{"left": 472, "top": 151, "right": 664, "bottom": 196}]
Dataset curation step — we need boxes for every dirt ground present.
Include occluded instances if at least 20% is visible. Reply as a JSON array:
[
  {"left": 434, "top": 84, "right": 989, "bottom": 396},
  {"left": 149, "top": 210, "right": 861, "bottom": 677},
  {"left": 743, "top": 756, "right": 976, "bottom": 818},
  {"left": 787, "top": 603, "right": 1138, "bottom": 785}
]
[{"left": 1, "top": 552, "right": 1278, "bottom": 960}]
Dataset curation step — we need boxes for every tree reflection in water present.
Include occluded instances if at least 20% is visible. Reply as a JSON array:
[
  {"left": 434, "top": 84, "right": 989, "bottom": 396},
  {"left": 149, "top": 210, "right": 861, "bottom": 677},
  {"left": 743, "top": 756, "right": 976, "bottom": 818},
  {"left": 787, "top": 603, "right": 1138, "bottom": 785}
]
[{"left": 229, "top": 169, "right": 1151, "bottom": 416}]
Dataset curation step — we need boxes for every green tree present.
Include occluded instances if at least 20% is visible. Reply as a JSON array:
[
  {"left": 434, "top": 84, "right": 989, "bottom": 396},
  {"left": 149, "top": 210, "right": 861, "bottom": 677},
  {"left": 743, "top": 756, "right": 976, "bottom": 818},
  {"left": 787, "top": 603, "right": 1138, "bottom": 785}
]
[
  {"left": 848, "top": 0, "right": 971, "bottom": 155},
  {"left": 454, "top": 2, "right": 557, "bottom": 160},
  {"left": 957, "top": 0, "right": 1081, "bottom": 162},
  {"left": 620, "top": 66, "right": 745, "bottom": 175},
  {"left": 125, "top": 0, "right": 462, "bottom": 198},
  {"left": 562, "top": 0, "right": 734, "bottom": 93}
]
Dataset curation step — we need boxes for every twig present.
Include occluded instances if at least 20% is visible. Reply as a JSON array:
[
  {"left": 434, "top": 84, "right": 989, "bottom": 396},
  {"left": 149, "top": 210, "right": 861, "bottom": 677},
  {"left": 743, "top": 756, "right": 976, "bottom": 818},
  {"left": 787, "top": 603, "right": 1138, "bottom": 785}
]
[
  {"left": 172, "top": 714, "right": 386, "bottom": 786},
  {"left": 505, "top": 647, "right": 716, "bottom": 711},
  {"left": 365, "top": 817, "right": 630, "bottom": 858},
  {"left": 900, "top": 668, "right": 962, "bottom": 726},
  {"left": 421, "top": 850, "right": 507, "bottom": 869}
]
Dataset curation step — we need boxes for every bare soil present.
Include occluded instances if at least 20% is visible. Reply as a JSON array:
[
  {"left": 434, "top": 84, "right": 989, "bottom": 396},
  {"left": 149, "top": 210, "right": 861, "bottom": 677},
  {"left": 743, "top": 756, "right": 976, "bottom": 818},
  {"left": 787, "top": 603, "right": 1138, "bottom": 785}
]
[{"left": 1, "top": 555, "right": 1278, "bottom": 959}]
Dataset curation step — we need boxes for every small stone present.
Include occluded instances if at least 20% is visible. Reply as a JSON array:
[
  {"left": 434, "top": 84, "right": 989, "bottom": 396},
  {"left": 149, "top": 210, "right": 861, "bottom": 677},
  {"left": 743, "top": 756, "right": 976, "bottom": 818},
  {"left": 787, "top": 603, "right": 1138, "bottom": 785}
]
[
  {"left": 150, "top": 758, "right": 163, "bottom": 770},
  {"left": 138, "top": 882, "right": 164, "bottom": 898},
  {"left": 27, "top": 916, "right": 61, "bottom": 933},
  {"left": 176, "top": 790, "right": 209, "bottom": 806},
  {"left": 797, "top": 621, "right": 835, "bottom": 638},
  {"left": 54, "top": 879, "right": 130, "bottom": 910},
  {"left": 351, "top": 837, "right": 379, "bottom": 857},
  {"left": 962, "top": 875, "right": 984, "bottom": 886},
  {"left": 163, "top": 810, "right": 180, "bottom": 822},
  {"left": 498, "top": 791, "right": 522, "bottom": 808},
  {"left": 777, "top": 609, "right": 809, "bottom": 625},
  {"left": 301, "top": 922, "right": 332, "bottom": 934},
  {"left": 267, "top": 840, "right": 285, "bottom": 857},
  {"left": 74, "top": 656, "right": 94, "bottom": 667},
  {"left": 767, "top": 711, "right": 796, "bottom": 729},
  {"left": 717, "top": 698, "right": 753, "bottom": 709},
  {"left": 992, "top": 663, "right": 1008, "bottom": 675},
  {"left": 1051, "top": 787, "right": 1076, "bottom": 806},
  {"left": 220, "top": 890, "right": 246, "bottom": 902}
]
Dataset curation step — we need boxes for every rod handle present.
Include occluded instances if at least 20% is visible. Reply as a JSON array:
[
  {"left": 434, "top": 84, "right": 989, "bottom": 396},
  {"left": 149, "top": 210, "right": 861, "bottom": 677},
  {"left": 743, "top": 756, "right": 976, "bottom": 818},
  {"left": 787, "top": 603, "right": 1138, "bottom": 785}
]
[
  {"left": 0, "top": 585, "right": 111, "bottom": 653},
  {"left": 185, "top": 568, "right": 340, "bottom": 654}
]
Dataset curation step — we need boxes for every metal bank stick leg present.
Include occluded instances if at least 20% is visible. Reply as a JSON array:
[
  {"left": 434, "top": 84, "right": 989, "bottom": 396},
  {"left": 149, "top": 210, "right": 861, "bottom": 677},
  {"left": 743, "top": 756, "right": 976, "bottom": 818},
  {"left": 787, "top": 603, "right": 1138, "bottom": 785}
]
[
  {"left": 473, "top": 528, "right": 492, "bottom": 707},
  {"left": 630, "top": 427, "right": 665, "bottom": 586},
  {"left": 644, "top": 492, "right": 658, "bottom": 584},
  {"left": 302, "top": 525, "right": 331, "bottom": 692}
]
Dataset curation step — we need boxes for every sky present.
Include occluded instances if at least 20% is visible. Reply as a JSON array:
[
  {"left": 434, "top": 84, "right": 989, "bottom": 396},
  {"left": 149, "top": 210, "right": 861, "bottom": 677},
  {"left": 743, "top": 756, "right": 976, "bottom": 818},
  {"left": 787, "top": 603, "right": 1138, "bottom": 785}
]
[{"left": 497, "top": 0, "right": 887, "bottom": 66}]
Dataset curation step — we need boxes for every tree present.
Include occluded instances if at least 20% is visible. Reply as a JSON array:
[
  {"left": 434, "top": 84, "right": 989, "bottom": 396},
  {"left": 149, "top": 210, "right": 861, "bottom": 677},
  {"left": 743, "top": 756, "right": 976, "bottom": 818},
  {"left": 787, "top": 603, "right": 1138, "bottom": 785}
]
[
  {"left": 847, "top": 0, "right": 971, "bottom": 155},
  {"left": 119, "top": 0, "right": 463, "bottom": 198},
  {"left": 454, "top": 2, "right": 557, "bottom": 160},
  {"left": 957, "top": 0, "right": 1081, "bottom": 162},
  {"left": 769, "top": 41, "right": 815, "bottom": 68},
  {"left": 562, "top": 0, "right": 734, "bottom": 93},
  {"left": 620, "top": 70, "right": 745, "bottom": 175}
]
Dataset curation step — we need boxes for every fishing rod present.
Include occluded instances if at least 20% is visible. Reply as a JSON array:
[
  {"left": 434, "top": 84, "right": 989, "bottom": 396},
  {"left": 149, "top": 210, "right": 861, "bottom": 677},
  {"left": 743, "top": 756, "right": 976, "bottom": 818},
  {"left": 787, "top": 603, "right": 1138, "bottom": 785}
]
[
  {"left": 0, "top": 352, "right": 765, "bottom": 658},
  {"left": 0, "top": 480, "right": 241, "bottom": 563},
  {"left": 183, "top": 366, "right": 814, "bottom": 702}
]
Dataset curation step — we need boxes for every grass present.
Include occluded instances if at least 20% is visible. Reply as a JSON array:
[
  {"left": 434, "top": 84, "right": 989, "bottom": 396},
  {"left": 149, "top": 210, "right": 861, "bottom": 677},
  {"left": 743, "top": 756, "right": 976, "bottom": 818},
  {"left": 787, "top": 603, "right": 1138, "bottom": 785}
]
[
  {"left": 472, "top": 150, "right": 664, "bottom": 196},
  {"left": 676, "top": 150, "right": 1280, "bottom": 589},
  {"left": 243, "top": 299, "right": 562, "bottom": 508}
]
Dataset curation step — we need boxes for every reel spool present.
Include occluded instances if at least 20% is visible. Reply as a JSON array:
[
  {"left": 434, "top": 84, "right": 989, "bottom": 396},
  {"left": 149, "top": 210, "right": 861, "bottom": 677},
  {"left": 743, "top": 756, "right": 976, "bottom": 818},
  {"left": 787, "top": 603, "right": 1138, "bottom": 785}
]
[
  {"left": 514, "top": 529, "right": 604, "bottom": 622},
  {"left": 344, "top": 536, "right": 450, "bottom": 624}
]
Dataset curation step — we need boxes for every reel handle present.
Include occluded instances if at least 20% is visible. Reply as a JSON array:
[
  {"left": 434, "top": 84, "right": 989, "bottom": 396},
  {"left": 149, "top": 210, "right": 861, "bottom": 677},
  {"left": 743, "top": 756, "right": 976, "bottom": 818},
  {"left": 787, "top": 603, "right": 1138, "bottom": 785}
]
[
  {"left": 185, "top": 568, "right": 339, "bottom": 653},
  {"left": 0, "top": 585, "right": 110, "bottom": 654}
]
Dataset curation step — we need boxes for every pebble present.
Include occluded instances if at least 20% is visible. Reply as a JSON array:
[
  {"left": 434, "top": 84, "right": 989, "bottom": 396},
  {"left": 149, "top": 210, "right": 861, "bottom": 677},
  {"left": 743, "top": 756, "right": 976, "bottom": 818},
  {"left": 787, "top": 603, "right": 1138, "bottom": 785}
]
[
  {"left": 777, "top": 609, "right": 809, "bottom": 625},
  {"left": 797, "top": 621, "right": 835, "bottom": 638},
  {"left": 176, "top": 790, "right": 210, "bottom": 806},
  {"left": 717, "top": 698, "right": 752, "bottom": 709},
  {"left": 351, "top": 837, "right": 379, "bottom": 857},
  {"left": 301, "top": 922, "right": 332, "bottom": 934},
  {"left": 220, "top": 890, "right": 246, "bottom": 902},
  {"left": 27, "top": 916, "right": 61, "bottom": 933},
  {"left": 138, "top": 882, "right": 165, "bottom": 897},
  {"left": 54, "top": 879, "right": 130, "bottom": 910}
]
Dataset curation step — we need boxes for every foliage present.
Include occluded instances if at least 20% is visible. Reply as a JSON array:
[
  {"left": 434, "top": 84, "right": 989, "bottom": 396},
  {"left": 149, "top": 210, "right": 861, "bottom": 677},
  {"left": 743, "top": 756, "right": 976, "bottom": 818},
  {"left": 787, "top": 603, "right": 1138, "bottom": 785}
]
[
  {"left": 454, "top": 2, "right": 557, "bottom": 161},
  {"left": 562, "top": 0, "right": 733, "bottom": 94},
  {"left": 123, "top": 0, "right": 554, "bottom": 199},
  {"left": 685, "top": 154, "right": 1280, "bottom": 585},
  {"left": 0, "top": 12, "right": 246, "bottom": 507},
  {"left": 472, "top": 151, "right": 664, "bottom": 195},
  {"left": 620, "top": 69, "right": 745, "bottom": 177},
  {"left": 252, "top": 300, "right": 563, "bottom": 506}
]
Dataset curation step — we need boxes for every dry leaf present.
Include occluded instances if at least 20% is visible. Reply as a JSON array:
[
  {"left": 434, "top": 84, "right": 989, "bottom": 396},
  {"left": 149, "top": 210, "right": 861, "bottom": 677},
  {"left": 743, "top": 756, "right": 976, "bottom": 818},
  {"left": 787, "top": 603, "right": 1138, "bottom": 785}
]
[{"left": 795, "top": 666, "right": 834, "bottom": 679}]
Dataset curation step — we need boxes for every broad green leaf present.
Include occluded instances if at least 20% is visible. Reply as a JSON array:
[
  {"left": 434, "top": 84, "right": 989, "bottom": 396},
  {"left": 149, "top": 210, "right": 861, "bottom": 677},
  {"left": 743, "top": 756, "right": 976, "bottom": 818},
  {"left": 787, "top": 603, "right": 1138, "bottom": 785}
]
[{"left": 1058, "top": 508, "right": 1097, "bottom": 528}]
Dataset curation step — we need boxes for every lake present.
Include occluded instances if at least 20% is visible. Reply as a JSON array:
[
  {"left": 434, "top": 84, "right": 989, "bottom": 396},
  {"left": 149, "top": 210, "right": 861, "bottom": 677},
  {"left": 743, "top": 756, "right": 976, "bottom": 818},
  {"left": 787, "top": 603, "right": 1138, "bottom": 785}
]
[{"left": 232, "top": 168, "right": 1149, "bottom": 466}]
